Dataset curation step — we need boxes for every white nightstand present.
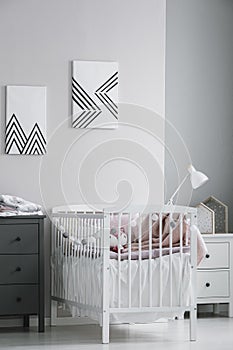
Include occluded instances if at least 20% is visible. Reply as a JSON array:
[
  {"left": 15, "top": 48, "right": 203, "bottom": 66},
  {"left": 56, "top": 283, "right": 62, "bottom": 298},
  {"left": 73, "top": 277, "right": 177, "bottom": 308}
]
[{"left": 197, "top": 234, "right": 233, "bottom": 317}]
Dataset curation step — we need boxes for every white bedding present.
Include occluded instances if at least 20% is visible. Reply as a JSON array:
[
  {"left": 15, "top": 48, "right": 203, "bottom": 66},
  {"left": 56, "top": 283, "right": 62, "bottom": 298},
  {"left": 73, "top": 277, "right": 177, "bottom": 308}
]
[{"left": 56, "top": 252, "right": 191, "bottom": 324}]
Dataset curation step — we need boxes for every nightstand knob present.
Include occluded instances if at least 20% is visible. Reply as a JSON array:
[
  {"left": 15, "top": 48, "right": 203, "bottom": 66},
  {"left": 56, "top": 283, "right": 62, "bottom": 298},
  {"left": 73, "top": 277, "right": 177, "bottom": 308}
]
[
  {"left": 206, "top": 253, "right": 210, "bottom": 259},
  {"left": 206, "top": 282, "right": 210, "bottom": 288},
  {"left": 16, "top": 267, "right": 21, "bottom": 272},
  {"left": 16, "top": 297, "right": 22, "bottom": 302},
  {"left": 15, "top": 237, "right": 21, "bottom": 242}
]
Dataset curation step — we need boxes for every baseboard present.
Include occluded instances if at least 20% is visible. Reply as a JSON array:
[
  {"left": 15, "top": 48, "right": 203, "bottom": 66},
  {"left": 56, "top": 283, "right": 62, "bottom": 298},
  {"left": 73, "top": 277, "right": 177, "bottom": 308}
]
[
  {"left": 0, "top": 316, "right": 51, "bottom": 328},
  {"left": 0, "top": 316, "right": 97, "bottom": 328}
]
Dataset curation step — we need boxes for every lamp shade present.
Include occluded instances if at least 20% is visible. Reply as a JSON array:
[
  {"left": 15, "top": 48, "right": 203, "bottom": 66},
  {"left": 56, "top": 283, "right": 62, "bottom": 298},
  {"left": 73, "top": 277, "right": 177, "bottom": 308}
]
[{"left": 188, "top": 165, "right": 209, "bottom": 189}]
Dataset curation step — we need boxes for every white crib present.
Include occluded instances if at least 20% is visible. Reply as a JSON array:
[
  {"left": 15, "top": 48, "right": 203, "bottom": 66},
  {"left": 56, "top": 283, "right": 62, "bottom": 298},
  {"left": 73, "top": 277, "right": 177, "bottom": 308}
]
[{"left": 51, "top": 204, "right": 197, "bottom": 343}]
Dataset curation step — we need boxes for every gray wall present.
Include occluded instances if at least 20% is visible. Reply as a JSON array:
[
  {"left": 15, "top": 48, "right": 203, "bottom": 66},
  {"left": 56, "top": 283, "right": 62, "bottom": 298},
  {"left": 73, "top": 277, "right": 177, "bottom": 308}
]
[
  {"left": 0, "top": 0, "right": 165, "bottom": 316},
  {"left": 165, "top": 0, "right": 233, "bottom": 231}
]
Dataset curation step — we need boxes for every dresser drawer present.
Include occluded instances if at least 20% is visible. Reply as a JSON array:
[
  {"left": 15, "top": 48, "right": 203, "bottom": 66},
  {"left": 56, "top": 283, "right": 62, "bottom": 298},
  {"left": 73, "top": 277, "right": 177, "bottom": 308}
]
[
  {"left": 0, "top": 255, "right": 38, "bottom": 284},
  {"left": 0, "top": 224, "right": 38, "bottom": 254},
  {"left": 198, "top": 242, "right": 229, "bottom": 269},
  {"left": 197, "top": 270, "right": 229, "bottom": 298},
  {"left": 0, "top": 285, "right": 38, "bottom": 315}
]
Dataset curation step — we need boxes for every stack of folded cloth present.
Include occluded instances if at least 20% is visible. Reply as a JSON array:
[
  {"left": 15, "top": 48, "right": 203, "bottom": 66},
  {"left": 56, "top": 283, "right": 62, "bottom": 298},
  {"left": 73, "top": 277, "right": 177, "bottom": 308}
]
[{"left": 0, "top": 195, "right": 43, "bottom": 216}]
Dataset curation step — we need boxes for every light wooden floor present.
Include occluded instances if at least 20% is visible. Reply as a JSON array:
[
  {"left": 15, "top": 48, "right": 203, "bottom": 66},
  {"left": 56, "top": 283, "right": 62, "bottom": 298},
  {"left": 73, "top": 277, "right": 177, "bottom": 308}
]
[{"left": 0, "top": 316, "right": 232, "bottom": 349}]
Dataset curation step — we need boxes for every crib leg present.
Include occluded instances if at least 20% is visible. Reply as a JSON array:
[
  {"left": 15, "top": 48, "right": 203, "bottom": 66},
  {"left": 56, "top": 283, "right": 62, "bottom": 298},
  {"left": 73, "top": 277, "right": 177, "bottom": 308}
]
[
  {"left": 51, "top": 300, "right": 58, "bottom": 326},
  {"left": 102, "top": 311, "right": 109, "bottom": 344},
  {"left": 189, "top": 306, "right": 197, "bottom": 341}
]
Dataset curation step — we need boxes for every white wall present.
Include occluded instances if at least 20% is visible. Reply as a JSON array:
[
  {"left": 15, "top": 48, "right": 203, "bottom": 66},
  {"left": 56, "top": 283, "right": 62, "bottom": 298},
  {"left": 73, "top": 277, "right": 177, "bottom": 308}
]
[{"left": 0, "top": 0, "right": 166, "bottom": 315}]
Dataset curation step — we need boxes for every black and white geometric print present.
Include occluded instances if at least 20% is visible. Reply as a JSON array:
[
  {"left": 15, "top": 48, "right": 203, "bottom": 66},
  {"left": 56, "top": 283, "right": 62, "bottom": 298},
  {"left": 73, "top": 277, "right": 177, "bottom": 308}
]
[
  {"left": 72, "top": 61, "right": 118, "bottom": 129},
  {"left": 5, "top": 86, "right": 46, "bottom": 155}
]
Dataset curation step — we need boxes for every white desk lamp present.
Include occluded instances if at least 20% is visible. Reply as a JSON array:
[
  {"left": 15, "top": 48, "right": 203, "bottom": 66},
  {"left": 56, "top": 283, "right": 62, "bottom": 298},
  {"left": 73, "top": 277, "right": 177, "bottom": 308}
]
[{"left": 167, "top": 165, "right": 209, "bottom": 205}]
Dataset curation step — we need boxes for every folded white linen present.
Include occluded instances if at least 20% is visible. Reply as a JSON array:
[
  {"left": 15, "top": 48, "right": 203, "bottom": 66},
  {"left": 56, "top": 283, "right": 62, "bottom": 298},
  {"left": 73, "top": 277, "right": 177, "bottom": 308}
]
[
  {"left": 0, "top": 210, "right": 44, "bottom": 217},
  {"left": 0, "top": 195, "right": 43, "bottom": 216},
  {"left": 0, "top": 194, "right": 42, "bottom": 212}
]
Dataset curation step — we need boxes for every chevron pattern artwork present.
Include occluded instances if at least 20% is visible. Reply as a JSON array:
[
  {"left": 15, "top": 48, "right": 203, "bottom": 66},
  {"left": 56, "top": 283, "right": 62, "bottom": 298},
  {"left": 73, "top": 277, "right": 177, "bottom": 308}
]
[
  {"left": 6, "top": 86, "right": 46, "bottom": 155},
  {"left": 6, "top": 115, "right": 46, "bottom": 155},
  {"left": 72, "top": 61, "right": 118, "bottom": 129}
]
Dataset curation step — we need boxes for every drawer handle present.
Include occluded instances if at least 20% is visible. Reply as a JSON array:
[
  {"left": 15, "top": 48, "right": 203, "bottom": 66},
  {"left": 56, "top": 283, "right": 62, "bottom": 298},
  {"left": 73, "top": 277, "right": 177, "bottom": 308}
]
[
  {"left": 206, "top": 254, "right": 210, "bottom": 259},
  {"left": 15, "top": 237, "right": 21, "bottom": 242},
  {"left": 16, "top": 267, "right": 22, "bottom": 272},
  {"left": 16, "top": 297, "right": 22, "bottom": 302},
  {"left": 206, "top": 282, "right": 210, "bottom": 288}
]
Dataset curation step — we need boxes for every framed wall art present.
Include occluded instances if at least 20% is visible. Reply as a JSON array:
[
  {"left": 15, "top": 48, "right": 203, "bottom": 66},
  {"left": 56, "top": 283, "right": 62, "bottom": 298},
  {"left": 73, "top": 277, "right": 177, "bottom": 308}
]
[
  {"left": 72, "top": 60, "right": 118, "bottom": 129},
  {"left": 6, "top": 86, "right": 46, "bottom": 155}
]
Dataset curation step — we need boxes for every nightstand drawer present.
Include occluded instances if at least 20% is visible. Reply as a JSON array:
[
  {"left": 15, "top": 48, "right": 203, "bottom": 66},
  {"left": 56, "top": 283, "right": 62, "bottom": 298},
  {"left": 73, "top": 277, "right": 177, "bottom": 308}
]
[
  {"left": 0, "top": 224, "right": 38, "bottom": 254},
  {"left": 197, "top": 270, "right": 229, "bottom": 298},
  {"left": 0, "top": 255, "right": 38, "bottom": 284},
  {"left": 199, "top": 242, "right": 229, "bottom": 269},
  {"left": 0, "top": 285, "right": 38, "bottom": 315}
]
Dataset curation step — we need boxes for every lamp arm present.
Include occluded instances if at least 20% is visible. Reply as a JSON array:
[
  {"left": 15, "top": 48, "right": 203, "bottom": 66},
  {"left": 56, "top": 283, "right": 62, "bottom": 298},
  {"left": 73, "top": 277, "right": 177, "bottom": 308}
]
[{"left": 167, "top": 173, "right": 189, "bottom": 205}]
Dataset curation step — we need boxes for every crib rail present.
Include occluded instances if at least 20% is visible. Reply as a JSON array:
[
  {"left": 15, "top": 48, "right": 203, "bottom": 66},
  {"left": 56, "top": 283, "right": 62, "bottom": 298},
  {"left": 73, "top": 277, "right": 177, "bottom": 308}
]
[{"left": 51, "top": 205, "right": 197, "bottom": 343}]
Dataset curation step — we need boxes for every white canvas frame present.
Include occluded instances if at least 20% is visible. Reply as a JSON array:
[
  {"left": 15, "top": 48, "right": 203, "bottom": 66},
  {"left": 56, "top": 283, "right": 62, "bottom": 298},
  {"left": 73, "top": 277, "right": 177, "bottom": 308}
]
[
  {"left": 6, "top": 85, "right": 46, "bottom": 155},
  {"left": 72, "top": 61, "right": 118, "bottom": 129}
]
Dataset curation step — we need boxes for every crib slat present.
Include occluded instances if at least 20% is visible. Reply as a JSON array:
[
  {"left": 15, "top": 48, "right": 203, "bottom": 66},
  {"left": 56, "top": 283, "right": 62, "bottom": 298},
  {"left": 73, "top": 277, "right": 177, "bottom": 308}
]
[
  {"left": 64, "top": 215, "right": 67, "bottom": 301},
  {"left": 66, "top": 216, "right": 70, "bottom": 302},
  {"left": 56, "top": 219, "right": 59, "bottom": 299},
  {"left": 56, "top": 218, "right": 59, "bottom": 299},
  {"left": 61, "top": 217, "right": 65, "bottom": 303},
  {"left": 98, "top": 217, "right": 104, "bottom": 311},
  {"left": 71, "top": 217, "right": 75, "bottom": 302},
  {"left": 169, "top": 213, "right": 173, "bottom": 307},
  {"left": 138, "top": 214, "right": 142, "bottom": 308},
  {"left": 77, "top": 218, "right": 83, "bottom": 259},
  {"left": 86, "top": 218, "right": 89, "bottom": 307},
  {"left": 88, "top": 218, "right": 92, "bottom": 307},
  {"left": 65, "top": 216, "right": 69, "bottom": 303},
  {"left": 51, "top": 219, "right": 55, "bottom": 298},
  {"left": 59, "top": 216, "right": 63, "bottom": 299},
  {"left": 149, "top": 213, "right": 152, "bottom": 307},
  {"left": 128, "top": 213, "right": 132, "bottom": 308},
  {"left": 159, "top": 213, "right": 163, "bottom": 307},
  {"left": 94, "top": 218, "right": 97, "bottom": 259},
  {"left": 101, "top": 217, "right": 104, "bottom": 259},
  {"left": 179, "top": 214, "right": 183, "bottom": 307},
  {"left": 118, "top": 213, "right": 121, "bottom": 308},
  {"left": 83, "top": 218, "right": 88, "bottom": 305},
  {"left": 97, "top": 219, "right": 100, "bottom": 258},
  {"left": 59, "top": 217, "right": 62, "bottom": 299}
]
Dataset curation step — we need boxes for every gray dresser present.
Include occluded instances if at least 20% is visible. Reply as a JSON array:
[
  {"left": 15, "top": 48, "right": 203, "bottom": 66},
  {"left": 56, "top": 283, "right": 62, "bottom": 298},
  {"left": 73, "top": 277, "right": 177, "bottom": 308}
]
[{"left": 0, "top": 216, "right": 45, "bottom": 331}]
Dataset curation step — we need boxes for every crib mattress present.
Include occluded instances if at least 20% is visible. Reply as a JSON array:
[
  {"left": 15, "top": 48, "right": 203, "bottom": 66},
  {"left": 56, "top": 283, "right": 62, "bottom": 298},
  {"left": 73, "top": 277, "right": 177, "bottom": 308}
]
[{"left": 56, "top": 252, "right": 191, "bottom": 324}]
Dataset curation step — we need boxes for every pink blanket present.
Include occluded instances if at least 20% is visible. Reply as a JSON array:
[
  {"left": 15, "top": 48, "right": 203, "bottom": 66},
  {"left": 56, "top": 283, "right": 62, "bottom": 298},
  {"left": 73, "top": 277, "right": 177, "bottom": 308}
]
[
  {"left": 110, "top": 214, "right": 207, "bottom": 265},
  {"left": 110, "top": 246, "right": 190, "bottom": 260}
]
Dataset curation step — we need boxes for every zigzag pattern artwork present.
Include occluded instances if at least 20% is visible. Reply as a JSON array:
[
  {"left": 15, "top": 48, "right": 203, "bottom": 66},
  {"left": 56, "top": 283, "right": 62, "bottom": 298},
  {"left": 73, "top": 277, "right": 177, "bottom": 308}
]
[
  {"left": 72, "top": 77, "right": 102, "bottom": 128},
  {"left": 72, "top": 61, "right": 118, "bottom": 129},
  {"left": 5, "top": 114, "right": 46, "bottom": 155},
  {"left": 95, "top": 71, "right": 118, "bottom": 120}
]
